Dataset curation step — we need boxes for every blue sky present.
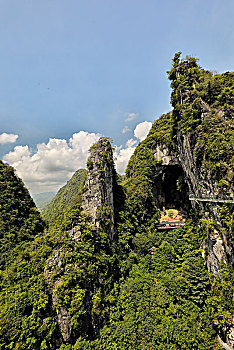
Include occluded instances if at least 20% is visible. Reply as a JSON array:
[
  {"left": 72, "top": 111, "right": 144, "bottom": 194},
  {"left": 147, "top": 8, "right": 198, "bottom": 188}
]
[{"left": 0, "top": 0, "right": 234, "bottom": 193}]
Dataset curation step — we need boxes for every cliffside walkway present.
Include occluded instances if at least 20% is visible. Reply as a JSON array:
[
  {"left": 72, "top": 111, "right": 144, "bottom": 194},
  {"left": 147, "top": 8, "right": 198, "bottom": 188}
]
[
  {"left": 156, "top": 221, "right": 185, "bottom": 230},
  {"left": 189, "top": 193, "right": 234, "bottom": 204}
]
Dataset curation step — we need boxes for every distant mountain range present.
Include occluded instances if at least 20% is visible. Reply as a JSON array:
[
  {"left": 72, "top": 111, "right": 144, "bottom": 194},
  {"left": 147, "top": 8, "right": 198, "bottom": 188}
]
[{"left": 32, "top": 191, "right": 56, "bottom": 210}]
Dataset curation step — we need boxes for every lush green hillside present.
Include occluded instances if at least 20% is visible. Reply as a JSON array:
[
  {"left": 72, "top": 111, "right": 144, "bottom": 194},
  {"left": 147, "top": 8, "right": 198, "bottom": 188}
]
[
  {"left": 0, "top": 161, "right": 45, "bottom": 269},
  {"left": 94, "top": 221, "right": 217, "bottom": 349},
  {"left": 0, "top": 161, "right": 53, "bottom": 348},
  {"left": 32, "top": 192, "right": 56, "bottom": 211},
  {"left": 42, "top": 169, "right": 86, "bottom": 225},
  {"left": 118, "top": 53, "right": 234, "bottom": 349},
  {"left": 0, "top": 54, "right": 233, "bottom": 349},
  {"left": 123, "top": 111, "right": 174, "bottom": 224},
  {"left": 0, "top": 161, "right": 119, "bottom": 349}
]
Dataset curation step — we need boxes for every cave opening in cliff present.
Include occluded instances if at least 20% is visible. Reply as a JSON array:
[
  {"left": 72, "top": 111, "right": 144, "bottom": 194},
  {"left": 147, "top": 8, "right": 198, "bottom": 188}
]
[{"left": 153, "top": 164, "right": 191, "bottom": 215}]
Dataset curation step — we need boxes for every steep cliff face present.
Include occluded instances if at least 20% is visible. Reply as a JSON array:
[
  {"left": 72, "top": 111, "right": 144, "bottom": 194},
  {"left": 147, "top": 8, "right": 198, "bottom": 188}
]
[
  {"left": 167, "top": 54, "right": 233, "bottom": 273},
  {"left": 124, "top": 112, "right": 191, "bottom": 223},
  {"left": 44, "top": 248, "right": 71, "bottom": 345},
  {"left": 152, "top": 145, "right": 190, "bottom": 212},
  {"left": 168, "top": 58, "right": 234, "bottom": 347},
  {"left": 151, "top": 129, "right": 232, "bottom": 273},
  {"left": 42, "top": 137, "right": 118, "bottom": 346},
  {"left": 82, "top": 137, "right": 117, "bottom": 238},
  {"left": 128, "top": 54, "right": 233, "bottom": 272},
  {"left": 176, "top": 130, "right": 231, "bottom": 270},
  {"left": 124, "top": 55, "right": 233, "bottom": 347}
]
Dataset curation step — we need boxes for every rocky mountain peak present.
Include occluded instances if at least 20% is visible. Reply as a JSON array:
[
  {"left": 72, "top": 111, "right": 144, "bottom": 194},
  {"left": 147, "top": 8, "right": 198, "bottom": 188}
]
[{"left": 81, "top": 137, "right": 116, "bottom": 238}]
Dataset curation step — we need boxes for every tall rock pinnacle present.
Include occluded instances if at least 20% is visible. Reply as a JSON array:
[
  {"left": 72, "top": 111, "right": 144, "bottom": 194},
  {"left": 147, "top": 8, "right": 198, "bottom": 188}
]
[{"left": 81, "top": 137, "right": 116, "bottom": 238}]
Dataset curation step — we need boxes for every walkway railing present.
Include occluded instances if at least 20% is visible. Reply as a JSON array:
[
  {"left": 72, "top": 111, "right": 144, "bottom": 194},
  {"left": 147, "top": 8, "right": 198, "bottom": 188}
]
[
  {"left": 156, "top": 221, "right": 185, "bottom": 230},
  {"left": 189, "top": 193, "right": 234, "bottom": 204}
]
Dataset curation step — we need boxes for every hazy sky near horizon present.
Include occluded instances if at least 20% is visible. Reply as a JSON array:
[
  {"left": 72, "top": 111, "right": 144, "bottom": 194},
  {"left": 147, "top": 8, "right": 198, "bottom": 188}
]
[{"left": 1, "top": 0, "right": 234, "bottom": 193}]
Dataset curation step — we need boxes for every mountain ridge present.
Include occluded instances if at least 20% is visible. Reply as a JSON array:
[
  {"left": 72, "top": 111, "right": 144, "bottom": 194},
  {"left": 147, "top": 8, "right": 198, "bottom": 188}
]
[
  {"left": 32, "top": 192, "right": 56, "bottom": 211},
  {"left": 0, "top": 53, "right": 233, "bottom": 349},
  {"left": 42, "top": 168, "right": 86, "bottom": 225}
]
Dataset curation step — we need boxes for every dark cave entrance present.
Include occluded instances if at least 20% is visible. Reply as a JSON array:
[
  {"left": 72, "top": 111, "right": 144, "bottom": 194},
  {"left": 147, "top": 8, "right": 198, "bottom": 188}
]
[{"left": 153, "top": 164, "right": 191, "bottom": 214}]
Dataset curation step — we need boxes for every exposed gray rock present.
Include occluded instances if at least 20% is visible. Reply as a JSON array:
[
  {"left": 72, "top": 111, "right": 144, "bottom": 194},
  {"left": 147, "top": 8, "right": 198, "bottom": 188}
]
[
  {"left": 153, "top": 143, "right": 191, "bottom": 213},
  {"left": 52, "top": 293, "right": 72, "bottom": 344},
  {"left": 44, "top": 248, "right": 65, "bottom": 284},
  {"left": 176, "top": 130, "right": 233, "bottom": 270},
  {"left": 153, "top": 127, "right": 233, "bottom": 346},
  {"left": 81, "top": 137, "right": 116, "bottom": 238},
  {"left": 67, "top": 225, "right": 82, "bottom": 242},
  {"left": 218, "top": 334, "right": 234, "bottom": 350},
  {"left": 154, "top": 144, "right": 179, "bottom": 166},
  {"left": 43, "top": 138, "right": 118, "bottom": 346},
  {"left": 44, "top": 249, "right": 72, "bottom": 344}
]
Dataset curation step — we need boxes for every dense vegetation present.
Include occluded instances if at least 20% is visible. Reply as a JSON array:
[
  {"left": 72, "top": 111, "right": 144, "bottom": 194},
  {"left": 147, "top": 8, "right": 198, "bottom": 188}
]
[
  {"left": 167, "top": 56, "right": 233, "bottom": 340},
  {"left": 95, "top": 222, "right": 217, "bottom": 349},
  {"left": 0, "top": 167, "right": 119, "bottom": 349},
  {"left": 42, "top": 169, "right": 86, "bottom": 225},
  {"left": 0, "top": 54, "right": 233, "bottom": 349},
  {"left": 0, "top": 161, "right": 45, "bottom": 269},
  {"left": 168, "top": 52, "right": 233, "bottom": 191},
  {"left": 123, "top": 112, "right": 174, "bottom": 222}
]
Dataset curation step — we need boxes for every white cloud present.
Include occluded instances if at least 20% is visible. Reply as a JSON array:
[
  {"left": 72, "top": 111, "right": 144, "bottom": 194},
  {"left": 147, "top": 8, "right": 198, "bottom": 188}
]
[
  {"left": 134, "top": 121, "right": 152, "bottom": 142},
  {"left": 115, "top": 121, "right": 152, "bottom": 173},
  {"left": 125, "top": 138, "right": 137, "bottom": 148},
  {"left": 114, "top": 139, "right": 137, "bottom": 174},
  {"left": 3, "top": 121, "right": 153, "bottom": 193},
  {"left": 122, "top": 125, "right": 131, "bottom": 134},
  {"left": 0, "top": 132, "right": 18, "bottom": 144},
  {"left": 125, "top": 112, "right": 137, "bottom": 122},
  {"left": 3, "top": 131, "right": 101, "bottom": 194}
]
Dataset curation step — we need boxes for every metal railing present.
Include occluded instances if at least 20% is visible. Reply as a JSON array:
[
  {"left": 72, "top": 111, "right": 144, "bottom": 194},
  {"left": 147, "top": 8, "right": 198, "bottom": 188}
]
[
  {"left": 189, "top": 193, "right": 234, "bottom": 204},
  {"left": 156, "top": 221, "right": 185, "bottom": 230}
]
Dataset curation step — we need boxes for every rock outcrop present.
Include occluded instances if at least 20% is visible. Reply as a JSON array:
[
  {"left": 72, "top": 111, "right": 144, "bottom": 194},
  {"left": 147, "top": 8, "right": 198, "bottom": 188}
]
[
  {"left": 44, "top": 249, "right": 72, "bottom": 344},
  {"left": 176, "top": 131, "right": 231, "bottom": 269},
  {"left": 141, "top": 119, "right": 233, "bottom": 347},
  {"left": 43, "top": 137, "right": 118, "bottom": 346},
  {"left": 152, "top": 144, "right": 190, "bottom": 212},
  {"left": 154, "top": 144, "right": 179, "bottom": 166},
  {"left": 125, "top": 57, "right": 233, "bottom": 345},
  {"left": 167, "top": 54, "right": 233, "bottom": 347},
  {"left": 81, "top": 137, "right": 117, "bottom": 239},
  {"left": 44, "top": 56, "right": 233, "bottom": 349},
  {"left": 151, "top": 118, "right": 233, "bottom": 274}
]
